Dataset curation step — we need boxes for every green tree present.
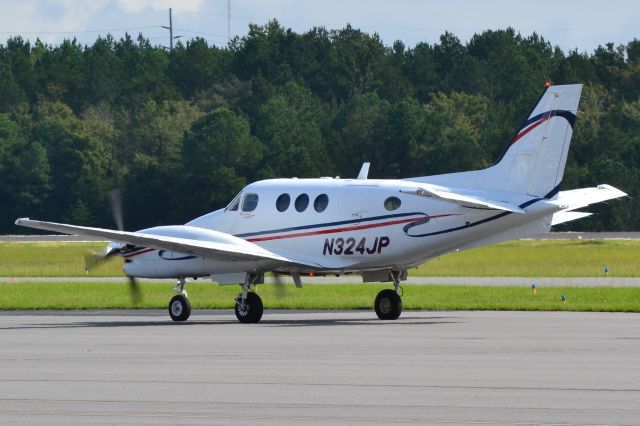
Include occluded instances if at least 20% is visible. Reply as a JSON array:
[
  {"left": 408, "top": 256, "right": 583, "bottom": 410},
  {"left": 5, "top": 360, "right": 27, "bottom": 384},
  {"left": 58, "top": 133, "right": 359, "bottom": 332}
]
[
  {"left": 180, "top": 108, "right": 263, "bottom": 219},
  {"left": 120, "top": 100, "right": 203, "bottom": 228},
  {"left": 255, "top": 82, "right": 329, "bottom": 178},
  {"left": 32, "top": 101, "right": 117, "bottom": 225},
  {"left": 415, "top": 92, "right": 490, "bottom": 175},
  {"left": 0, "top": 116, "right": 50, "bottom": 227},
  {"left": 170, "top": 38, "right": 227, "bottom": 97}
]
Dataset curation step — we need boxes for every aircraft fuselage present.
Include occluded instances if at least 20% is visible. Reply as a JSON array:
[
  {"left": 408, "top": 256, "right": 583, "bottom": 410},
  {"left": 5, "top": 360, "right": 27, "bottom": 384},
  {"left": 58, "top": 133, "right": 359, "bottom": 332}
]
[{"left": 123, "top": 177, "right": 560, "bottom": 278}]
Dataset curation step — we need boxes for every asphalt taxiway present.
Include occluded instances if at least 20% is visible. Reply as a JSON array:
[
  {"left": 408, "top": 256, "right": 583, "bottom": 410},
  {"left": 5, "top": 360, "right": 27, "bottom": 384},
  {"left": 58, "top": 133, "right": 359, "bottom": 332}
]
[{"left": 0, "top": 310, "right": 638, "bottom": 425}]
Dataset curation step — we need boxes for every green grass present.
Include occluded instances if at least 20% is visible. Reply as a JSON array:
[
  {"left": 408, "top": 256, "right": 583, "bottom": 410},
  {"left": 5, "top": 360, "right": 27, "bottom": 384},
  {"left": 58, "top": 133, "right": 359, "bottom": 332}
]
[
  {"left": 2, "top": 239, "right": 640, "bottom": 277},
  {"left": 1, "top": 282, "right": 639, "bottom": 312},
  {"left": 0, "top": 242, "right": 123, "bottom": 277},
  {"left": 413, "top": 239, "right": 640, "bottom": 277}
]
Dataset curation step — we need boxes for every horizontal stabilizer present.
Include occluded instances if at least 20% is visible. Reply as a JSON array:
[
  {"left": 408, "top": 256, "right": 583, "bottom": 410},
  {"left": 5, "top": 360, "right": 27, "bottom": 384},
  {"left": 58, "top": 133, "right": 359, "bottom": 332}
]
[
  {"left": 551, "top": 211, "right": 592, "bottom": 226},
  {"left": 401, "top": 186, "right": 525, "bottom": 214},
  {"left": 557, "top": 184, "right": 627, "bottom": 211}
]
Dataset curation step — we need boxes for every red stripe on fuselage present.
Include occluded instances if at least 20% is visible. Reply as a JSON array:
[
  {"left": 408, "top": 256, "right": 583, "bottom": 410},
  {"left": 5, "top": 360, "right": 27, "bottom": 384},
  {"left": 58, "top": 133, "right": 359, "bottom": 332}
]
[
  {"left": 245, "top": 214, "right": 459, "bottom": 242},
  {"left": 123, "top": 247, "right": 156, "bottom": 258}
]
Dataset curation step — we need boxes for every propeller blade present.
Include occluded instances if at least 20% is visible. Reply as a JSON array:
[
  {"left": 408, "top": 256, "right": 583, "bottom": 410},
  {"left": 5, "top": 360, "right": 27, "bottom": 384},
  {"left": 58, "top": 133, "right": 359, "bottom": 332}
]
[
  {"left": 84, "top": 251, "right": 105, "bottom": 272},
  {"left": 108, "top": 189, "right": 124, "bottom": 231},
  {"left": 128, "top": 275, "right": 142, "bottom": 304},
  {"left": 83, "top": 244, "right": 121, "bottom": 272},
  {"left": 272, "top": 273, "right": 288, "bottom": 299}
]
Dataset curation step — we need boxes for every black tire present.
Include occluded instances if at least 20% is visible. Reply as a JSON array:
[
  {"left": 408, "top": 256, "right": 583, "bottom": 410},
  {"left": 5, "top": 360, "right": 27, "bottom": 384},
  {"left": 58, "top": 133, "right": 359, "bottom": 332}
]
[
  {"left": 235, "top": 292, "right": 263, "bottom": 323},
  {"left": 374, "top": 289, "right": 402, "bottom": 320},
  {"left": 169, "top": 294, "right": 191, "bottom": 322}
]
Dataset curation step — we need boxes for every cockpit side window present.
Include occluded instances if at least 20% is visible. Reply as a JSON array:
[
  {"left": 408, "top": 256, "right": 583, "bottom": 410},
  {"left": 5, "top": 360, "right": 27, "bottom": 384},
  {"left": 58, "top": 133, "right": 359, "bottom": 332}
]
[
  {"left": 225, "top": 192, "right": 241, "bottom": 212},
  {"left": 242, "top": 193, "right": 259, "bottom": 212}
]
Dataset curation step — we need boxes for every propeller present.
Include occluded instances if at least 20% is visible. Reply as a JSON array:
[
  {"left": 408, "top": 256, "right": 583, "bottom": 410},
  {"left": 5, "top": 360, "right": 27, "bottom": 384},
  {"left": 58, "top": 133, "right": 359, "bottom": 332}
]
[
  {"left": 272, "top": 273, "right": 288, "bottom": 299},
  {"left": 127, "top": 275, "right": 142, "bottom": 304},
  {"left": 84, "top": 243, "right": 121, "bottom": 272},
  {"left": 270, "top": 271, "right": 303, "bottom": 299},
  {"left": 108, "top": 189, "right": 124, "bottom": 232},
  {"left": 84, "top": 189, "right": 141, "bottom": 304}
]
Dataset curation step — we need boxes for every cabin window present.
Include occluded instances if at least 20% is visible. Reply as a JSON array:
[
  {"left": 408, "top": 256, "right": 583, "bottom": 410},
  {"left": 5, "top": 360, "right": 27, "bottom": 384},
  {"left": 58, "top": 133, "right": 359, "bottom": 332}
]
[
  {"left": 295, "top": 194, "right": 309, "bottom": 212},
  {"left": 314, "top": 194, "right": 329, "bottom": 212},
  {"left": 384, "top": 196, "right": 401, "bottom": 211},
  {"left": 225, "top": 192, "right": 241, "bottom": 211},
  {"left": 242, "top": 193, "right": 259, "bottom": 212},
  {"left": 276, "top": 193, "right": 290, "bottom": 212}
]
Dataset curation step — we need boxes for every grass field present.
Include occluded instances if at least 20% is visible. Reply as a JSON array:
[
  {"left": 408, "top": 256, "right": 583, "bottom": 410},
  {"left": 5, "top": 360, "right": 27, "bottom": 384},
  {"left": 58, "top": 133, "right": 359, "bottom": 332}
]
[
  {"left": 0, "top": 282, "right": 638, "bottom": 312},
  {"left": 1, "top": 239, "right": 640, "bottom": 277},
  {"left": 2, "top": 240, "right": 639, "bottom": 313},
  {"left": 414, "top": 239, "right": 640, "bottom": 277},
  {"left": 0, "top": 242, "right": 123, "bottom": 277}
]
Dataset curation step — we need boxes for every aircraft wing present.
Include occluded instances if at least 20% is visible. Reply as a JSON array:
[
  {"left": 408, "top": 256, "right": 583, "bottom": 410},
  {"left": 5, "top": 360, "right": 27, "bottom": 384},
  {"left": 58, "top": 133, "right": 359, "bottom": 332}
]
[
  {"left": 14, "top": 218, "right": 302, "bottom": 265},
  {"left": 401, "top": 186, "right": 525, "bottom": 214}
]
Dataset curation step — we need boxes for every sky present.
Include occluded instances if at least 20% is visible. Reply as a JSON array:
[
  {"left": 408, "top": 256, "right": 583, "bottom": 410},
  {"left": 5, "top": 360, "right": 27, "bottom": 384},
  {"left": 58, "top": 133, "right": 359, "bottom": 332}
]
[{"left": 1, "top": 0, "right": 639, "bottom": 53}]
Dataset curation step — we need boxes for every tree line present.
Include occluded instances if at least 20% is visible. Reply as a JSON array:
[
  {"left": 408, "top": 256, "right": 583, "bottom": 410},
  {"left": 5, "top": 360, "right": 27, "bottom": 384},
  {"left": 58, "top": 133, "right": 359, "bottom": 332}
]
[{"left": 1, "top": 21, "right": 639, "bottom": 232}]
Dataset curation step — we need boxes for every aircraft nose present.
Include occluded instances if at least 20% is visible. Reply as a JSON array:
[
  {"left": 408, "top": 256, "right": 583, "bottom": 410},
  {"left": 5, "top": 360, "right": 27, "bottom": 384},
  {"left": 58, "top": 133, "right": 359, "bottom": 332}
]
[{"left": 123, "top": 260, "right": 136, "bottom": 276}]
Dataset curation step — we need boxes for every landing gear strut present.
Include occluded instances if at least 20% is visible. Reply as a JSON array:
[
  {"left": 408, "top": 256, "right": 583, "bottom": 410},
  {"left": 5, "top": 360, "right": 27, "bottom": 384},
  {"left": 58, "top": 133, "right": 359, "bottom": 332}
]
[
  {"left": 169, "top": 278, "right": 191, "bottom": 322},
  {"left": 374, "top": 271, "right": 403, "bottom": 320},
  {"left": 235, "top": 274, "right": 263, "bottom": 323}
]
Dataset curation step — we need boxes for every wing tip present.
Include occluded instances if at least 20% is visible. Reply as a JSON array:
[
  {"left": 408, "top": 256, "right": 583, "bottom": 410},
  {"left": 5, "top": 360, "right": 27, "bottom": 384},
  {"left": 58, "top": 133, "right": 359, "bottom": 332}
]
[{"left": 15, "top": 217, "right": 30, "bottom": 226}]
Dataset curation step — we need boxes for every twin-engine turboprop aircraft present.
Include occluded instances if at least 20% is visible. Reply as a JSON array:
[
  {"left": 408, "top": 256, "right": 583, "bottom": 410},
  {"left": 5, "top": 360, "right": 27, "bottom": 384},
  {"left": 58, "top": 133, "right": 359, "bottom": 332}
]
[{"left": 16, "top": 84, "right": 626, "bottom": 323}]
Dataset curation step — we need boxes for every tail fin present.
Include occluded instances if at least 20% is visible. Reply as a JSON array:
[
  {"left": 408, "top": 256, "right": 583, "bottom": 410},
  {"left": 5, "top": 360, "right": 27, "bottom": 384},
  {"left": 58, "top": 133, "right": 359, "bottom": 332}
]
[{"left": 490, "top": 84, "right": 582, "bottom": 198}]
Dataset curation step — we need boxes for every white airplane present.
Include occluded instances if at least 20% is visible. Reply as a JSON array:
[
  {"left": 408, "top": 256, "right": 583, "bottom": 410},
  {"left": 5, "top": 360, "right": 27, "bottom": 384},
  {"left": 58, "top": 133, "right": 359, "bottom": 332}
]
[{"left": 16, "top": 84, "right": 626, "bottom": 323}]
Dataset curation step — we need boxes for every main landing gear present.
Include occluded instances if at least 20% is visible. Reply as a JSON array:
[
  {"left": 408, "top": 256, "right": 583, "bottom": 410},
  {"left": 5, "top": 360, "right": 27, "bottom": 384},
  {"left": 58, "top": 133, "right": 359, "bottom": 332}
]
[
  {"left": 374, "top": 271, "right": 403, "bottom": 320},
  {"left": 166, "top": 275, "right": 265, "bottom": 323},
  {"left": 234, "top": 274, "right": 263, "bottom": 323},
  {"left": 169, "top": 278, "right": 191, "bottom": 322}
]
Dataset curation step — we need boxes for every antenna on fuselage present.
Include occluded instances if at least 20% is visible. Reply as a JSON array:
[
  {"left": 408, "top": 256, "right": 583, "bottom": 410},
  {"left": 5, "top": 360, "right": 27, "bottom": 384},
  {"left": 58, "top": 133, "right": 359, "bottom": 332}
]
[{"left": 357, "top": 162, "right": 370, "bottom": 180}]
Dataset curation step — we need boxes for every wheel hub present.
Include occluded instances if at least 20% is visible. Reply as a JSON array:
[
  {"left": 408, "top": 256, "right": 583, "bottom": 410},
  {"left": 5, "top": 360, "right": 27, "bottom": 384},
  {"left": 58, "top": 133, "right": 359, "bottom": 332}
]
[
  {"left": 237, "top": 302, "right": 249, "bottom": 316},
  {"left": 379, "top": 298, "right": 392, "bottom": 314},
  {"left": 171, "top": 301, "right": 183, "bottom": 316}
]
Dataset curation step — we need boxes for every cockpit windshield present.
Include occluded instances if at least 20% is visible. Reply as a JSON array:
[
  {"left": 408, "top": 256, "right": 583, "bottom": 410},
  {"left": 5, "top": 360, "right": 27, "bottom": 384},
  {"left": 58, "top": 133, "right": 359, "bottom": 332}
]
[{"left": 225, "top": 192, "right": 241, "bottom": 212}]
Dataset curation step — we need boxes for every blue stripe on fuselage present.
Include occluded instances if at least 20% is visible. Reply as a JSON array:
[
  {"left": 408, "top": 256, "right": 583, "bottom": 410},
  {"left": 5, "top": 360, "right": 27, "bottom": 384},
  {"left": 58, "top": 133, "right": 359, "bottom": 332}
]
[{"left": 234, "top": 211, "right": 428, "bottom": 238}]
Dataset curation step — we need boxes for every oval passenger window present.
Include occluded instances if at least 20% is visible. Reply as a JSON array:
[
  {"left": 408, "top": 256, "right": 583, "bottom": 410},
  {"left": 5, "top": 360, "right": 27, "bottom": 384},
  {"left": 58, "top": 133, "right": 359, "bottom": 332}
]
[
  {"left": 314, "top": 194, "right": 329, "bottom": 212},
  {"left": 384, "top": 196, "right": 401, "bottom": 211},
  {"left": 295, "top": 194, "right": 309, "bottom": 212},
  {"left": 276, "top": 193, "right": 290, "bottom": 212}
]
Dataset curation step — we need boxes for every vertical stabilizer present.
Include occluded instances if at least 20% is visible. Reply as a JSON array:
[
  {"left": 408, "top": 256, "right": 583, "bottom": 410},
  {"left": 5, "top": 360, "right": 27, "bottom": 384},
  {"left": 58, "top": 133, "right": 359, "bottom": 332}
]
[
  {"left": 492, "top": 84, "right": 582, "bottom": 197},
  {"left": 407, "top": 84, "right": 583, "bottom": 198}
]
